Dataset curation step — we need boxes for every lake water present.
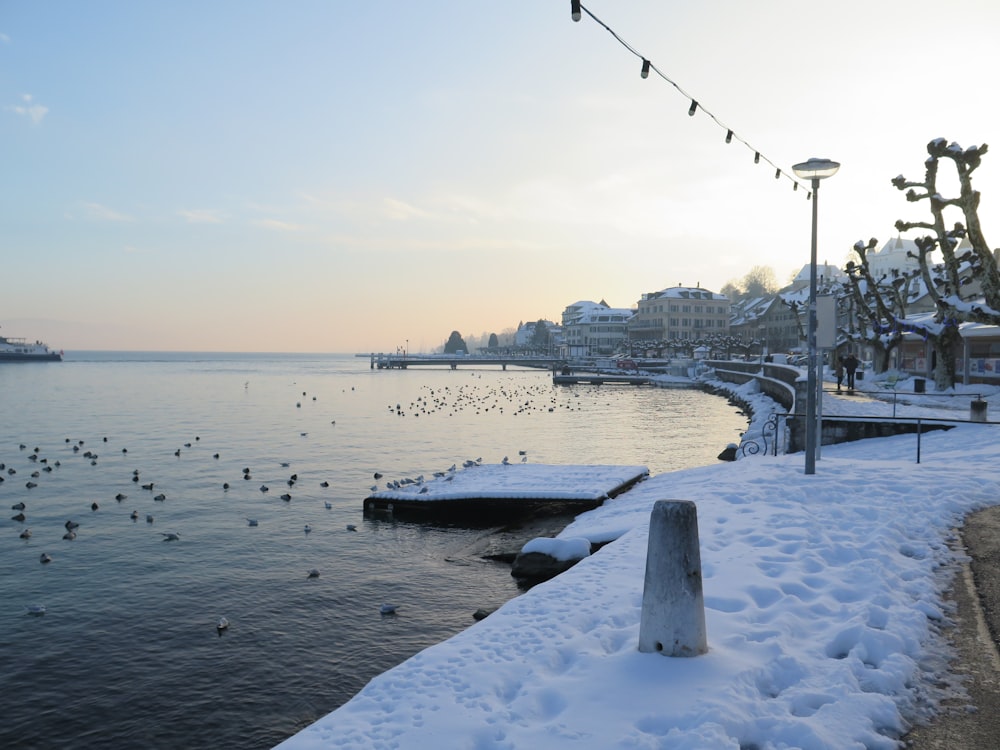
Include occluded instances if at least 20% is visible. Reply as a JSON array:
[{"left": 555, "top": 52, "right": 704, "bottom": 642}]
[{"left": 0, "top": 353, "right": 747, "bottom": 749}]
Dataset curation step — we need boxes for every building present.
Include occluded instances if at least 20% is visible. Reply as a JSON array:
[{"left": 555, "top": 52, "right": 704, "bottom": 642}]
[
  {"left": 629, "top": 286, "right": 730, "bottom": 348},
  {"left": 560, "top": 300, "right": 634, "bottom": 357}
]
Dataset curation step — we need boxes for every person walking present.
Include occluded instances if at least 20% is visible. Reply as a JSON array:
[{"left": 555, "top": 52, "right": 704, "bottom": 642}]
[
  {"left": 835, "top": 356, "right": 845, "bottom": 392},
  {"left": 843, "top": 353, "right": 860, "bottom": 390}
]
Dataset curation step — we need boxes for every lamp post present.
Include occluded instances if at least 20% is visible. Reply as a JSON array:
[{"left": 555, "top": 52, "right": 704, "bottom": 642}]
[{"left": 792, "top": 157, "right": 840, "bottom": 475}]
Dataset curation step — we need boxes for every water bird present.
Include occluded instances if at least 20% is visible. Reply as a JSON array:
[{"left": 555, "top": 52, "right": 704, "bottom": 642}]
[
  {"left": 25, "top": 481, "right": 37, "bottom": 489},
  {"left": 130, "top": 510, "right": 139, "bottom": 520},
  {"left": 259, "top": 485, "right": 269, "bottom": 493},
  {"left": 216, "top": 616, "right": 230, "bottom": 632},
  {"left": 247, "top": 519, "right": 258, "bottom": 527},
  {"left": 380, "top": 604, "right": 398, "bottom": 615},
  {"left": 20, "top": 528, "right": 32, "bottom": 539},
  {"left": 115, "top": 493, "right": 127, "bottom": 501},
  {"left": 154, "top": 494, "right": 166, "bottom": 502},
  {"left": 346, "top": 524, "right": 357, "bottom": 531},
  {"left": 25, "top": 604, "right": 46, "bottom": 616},
  {"left": 281, "top": 493, "right": 292, "bottom": 501},
  {"left": 65, "top": 520, "right": 80, "bottom": 530},
  {"left": 307, "top": 569, "right": 320, "bottom": 578},
  {"left": 142, "top": 483, "right": 154, "bottom": 490},
  {"left": 160, "top": 532, "right": 181, "bottom": 542},
  {"left": 213, "top": 453, "right": 220, "bottom": 459},
  {"left": 63, "top": 530, "right": 76, "bottom": 540},
  {"left": 223, "top": 482, "right": 230, "bottom": 490},
  {"left": 373, "top": 472, "right": 383, "bottom": 480},
  {"left": 303, "top": 524, "right": 311, "bottom": 533},
  {"left": 146, "top": 514, "right": 154, "bottom": 524},
  {"left": 324, "top": 502, "right": 332, "bottom": 510},
  {"left": 280, "top": 462, "right": 290, "bottom": 468},
  {"left": 39, "top": 552, "right": 52, "bottom": 563},
  {"left": 91, "top": 502, "right": 99, "bottom": 511},
  {"left": 320, "top": 481, "right": 329, "bottom": 488},
  {"left": 11, "top": 502, "right": 25, "bottom": 511}
]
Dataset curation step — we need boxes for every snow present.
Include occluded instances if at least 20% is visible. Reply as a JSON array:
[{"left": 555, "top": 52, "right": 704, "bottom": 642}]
[
  {"left": 277, "top": 377, "right": 1000, "bottom": 750},
  {"left": 370, "top": 464, "right": 649, "bottom": 502},
  {"left": 521, "top": 536, "right": 591, "bottom": 562}
]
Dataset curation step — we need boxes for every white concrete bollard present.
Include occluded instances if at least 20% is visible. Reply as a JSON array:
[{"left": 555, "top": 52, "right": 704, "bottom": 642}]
[{"left": 638, "top": 500, "right": 708, "bottom": 657}]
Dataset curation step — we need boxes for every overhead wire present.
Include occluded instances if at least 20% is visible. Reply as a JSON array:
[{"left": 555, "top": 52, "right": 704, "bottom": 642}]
[{"left": 570, "top": 1, "right": 812, "bottom": 199}]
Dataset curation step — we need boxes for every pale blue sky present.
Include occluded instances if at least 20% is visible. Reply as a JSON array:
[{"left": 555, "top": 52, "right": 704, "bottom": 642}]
[{"left": 3, "top": 1, "right": 999, "bottom": 352}]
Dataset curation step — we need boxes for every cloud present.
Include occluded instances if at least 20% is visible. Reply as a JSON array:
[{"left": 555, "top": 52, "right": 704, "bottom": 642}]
[
  {"left": 80, "top": 201, "right": 135, "bottom": 222},
  {"left": 252, "top": 218, "right": 306, "bottom": 232},
  {"left": 382, "top": 197, "right": 433, "bottom": 221},
  {"left": 178, "top": 208, "right": 226, "bottom": 224},
  {"left": 8, "top": 93, "right": 48, "bottom": 124}
]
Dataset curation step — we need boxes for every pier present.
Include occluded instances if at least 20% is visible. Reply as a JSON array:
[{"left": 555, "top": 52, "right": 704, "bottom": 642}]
[{"left": 370, "top": 353, "right": 564, "bottom": 370}]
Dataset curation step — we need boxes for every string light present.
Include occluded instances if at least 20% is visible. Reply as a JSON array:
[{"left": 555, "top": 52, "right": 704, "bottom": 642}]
[{"left": 569, "top": 1, "right": 808, "bottom": 197}]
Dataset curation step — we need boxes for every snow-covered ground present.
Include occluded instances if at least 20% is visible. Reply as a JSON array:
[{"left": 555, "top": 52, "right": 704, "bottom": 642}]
[{"left": 277, "top": 374, "right": 1000, "bottom": 750}]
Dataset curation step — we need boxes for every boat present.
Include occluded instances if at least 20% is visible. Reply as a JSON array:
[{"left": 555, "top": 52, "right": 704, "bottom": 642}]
[{"left": 0, "top": 332, "right": 62, "bottom": 362}]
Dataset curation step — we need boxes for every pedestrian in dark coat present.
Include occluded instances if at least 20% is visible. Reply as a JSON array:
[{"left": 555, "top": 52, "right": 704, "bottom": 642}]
[{"left": 844, "top": 354, "right": 860, "bottom": 390}]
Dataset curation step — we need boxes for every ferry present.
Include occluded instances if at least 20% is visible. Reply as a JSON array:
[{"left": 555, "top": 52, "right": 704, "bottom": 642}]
[{"left": 0, "top": 333, "right": 63, "bottom": 362}]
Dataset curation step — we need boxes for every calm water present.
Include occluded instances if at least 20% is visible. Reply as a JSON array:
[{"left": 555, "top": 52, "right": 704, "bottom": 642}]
[{"left": 0, "top": 353, "right": 746, "bottom": 749}]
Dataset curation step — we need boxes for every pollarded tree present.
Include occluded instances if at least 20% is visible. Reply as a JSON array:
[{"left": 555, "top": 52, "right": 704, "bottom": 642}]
[{"left": 888, "top": 138, "right": 998, "bottom": 389}]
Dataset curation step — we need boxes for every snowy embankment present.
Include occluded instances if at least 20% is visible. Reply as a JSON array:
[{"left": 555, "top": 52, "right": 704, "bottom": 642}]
[{"left": 278, "top": 378, "right": 1000, "bottom": 750}]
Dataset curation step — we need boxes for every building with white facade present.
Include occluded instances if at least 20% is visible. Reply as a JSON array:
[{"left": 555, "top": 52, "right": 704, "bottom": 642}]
[{"left": 560, "top": 300, "right": 634, "bottom": 357}]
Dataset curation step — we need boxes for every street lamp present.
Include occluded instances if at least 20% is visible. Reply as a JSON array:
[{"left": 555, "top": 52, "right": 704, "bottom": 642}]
[{"left": 792, "top": 158, "right": 839, "bottom": 475}]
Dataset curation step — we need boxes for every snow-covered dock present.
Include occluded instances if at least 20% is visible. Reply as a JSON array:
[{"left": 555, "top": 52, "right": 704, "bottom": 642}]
[{"left": 363, "top": 463, "right": 649, "bottom": 520}]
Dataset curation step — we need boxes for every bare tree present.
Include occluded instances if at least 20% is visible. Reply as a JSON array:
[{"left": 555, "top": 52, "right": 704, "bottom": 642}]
[{"left": 888, "top": 139, "right": 997, "bottom": 389}]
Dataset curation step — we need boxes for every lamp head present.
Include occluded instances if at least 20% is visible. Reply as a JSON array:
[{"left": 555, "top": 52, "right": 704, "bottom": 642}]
[{"left": 792, "top": 158, "right": 840, "bottom": 181}]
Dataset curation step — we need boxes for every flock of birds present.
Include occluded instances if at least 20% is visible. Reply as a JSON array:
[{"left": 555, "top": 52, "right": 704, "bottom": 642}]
[
  {"left": 385, "top": 378, "right": 619, "bottom": 418},
  {"left": 3, "top": 387, "right": 408, "bottom": 626}
]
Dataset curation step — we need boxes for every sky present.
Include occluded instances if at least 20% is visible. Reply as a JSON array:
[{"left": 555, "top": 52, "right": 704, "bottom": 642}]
[
  {"left": 4, "top": 1, "right": 1000, "bottom": 353},
  {"left": 277, "top": 375, "right": 1000, "bottom": 749}
]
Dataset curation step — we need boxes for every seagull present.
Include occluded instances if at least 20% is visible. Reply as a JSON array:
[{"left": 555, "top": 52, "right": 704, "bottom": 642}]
[
  {"left": 161, "top": 532, "right": 181, "bottom": 542},
  {"left": 380, "top": 604, "right": 399, "bottom": 615}
]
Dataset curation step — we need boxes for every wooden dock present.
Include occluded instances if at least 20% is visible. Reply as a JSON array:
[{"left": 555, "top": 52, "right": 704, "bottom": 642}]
[
  {"left": 552, "top": 374, "right": 651, "bottom": 385},
  {"left": 363, "top": 464, "right": 649, "bottom": 523}
]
